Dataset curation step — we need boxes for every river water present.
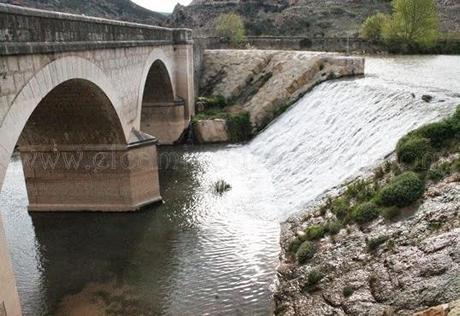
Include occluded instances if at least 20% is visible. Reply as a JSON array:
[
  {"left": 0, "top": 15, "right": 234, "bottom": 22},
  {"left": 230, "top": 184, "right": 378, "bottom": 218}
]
[{"left": 1, "top": 55, "right": 459, "bottom": 316}]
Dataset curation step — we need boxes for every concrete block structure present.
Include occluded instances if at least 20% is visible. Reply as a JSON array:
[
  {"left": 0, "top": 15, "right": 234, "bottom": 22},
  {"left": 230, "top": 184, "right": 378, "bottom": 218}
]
[{"left": 0, "top": 4, "right": 195, "bottom": 315}]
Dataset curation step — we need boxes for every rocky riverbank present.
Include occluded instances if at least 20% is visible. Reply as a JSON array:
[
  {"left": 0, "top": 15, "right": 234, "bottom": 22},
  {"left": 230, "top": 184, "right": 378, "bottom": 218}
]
[
  {"left": 275, "top": 108, "right": 460, "bottom": 315},
  {"left": 194, "top": 50, "right": 364, "bottom": 143}
]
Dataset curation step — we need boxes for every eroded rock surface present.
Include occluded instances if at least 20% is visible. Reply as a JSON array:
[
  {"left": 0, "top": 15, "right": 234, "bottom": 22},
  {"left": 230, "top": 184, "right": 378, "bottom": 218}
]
[{"left": 276, "top": 176, "right": 460, "bottom": 316}]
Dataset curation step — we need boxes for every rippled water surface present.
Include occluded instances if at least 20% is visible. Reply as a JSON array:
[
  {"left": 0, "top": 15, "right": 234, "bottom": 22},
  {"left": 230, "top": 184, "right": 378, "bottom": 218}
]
[{"left": 1, "top": 55, "right": 460, "bottom": 315}]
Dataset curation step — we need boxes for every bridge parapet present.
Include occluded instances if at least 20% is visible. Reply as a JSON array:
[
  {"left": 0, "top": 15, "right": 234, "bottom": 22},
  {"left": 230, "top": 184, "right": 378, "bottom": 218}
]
[{"left": 0, "top": 4, "right": 193, "bottom": 55}]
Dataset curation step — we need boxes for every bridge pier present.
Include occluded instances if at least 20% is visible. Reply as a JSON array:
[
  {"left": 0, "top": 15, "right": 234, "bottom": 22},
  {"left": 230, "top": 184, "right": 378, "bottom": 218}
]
[{"left": 19, "top": 133, "right": 161, "bottom": 212}]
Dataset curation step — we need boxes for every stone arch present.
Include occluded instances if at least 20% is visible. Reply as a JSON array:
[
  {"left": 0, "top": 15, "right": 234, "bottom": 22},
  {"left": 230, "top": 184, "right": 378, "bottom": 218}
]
[
  {"left": 138, "top": 52, "right": 187, "bottom": 145},
  {"left": 136, "top": 49, "right": 176, "bottom": 124},
  {"left": 0, "top": 56, "right": 127, "bottom": 191}
]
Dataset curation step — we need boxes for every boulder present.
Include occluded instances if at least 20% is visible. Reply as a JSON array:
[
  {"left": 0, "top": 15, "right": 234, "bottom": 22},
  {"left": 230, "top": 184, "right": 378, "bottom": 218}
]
[{"left": 193, "top": 119, "right": 229, "bottom": 143}]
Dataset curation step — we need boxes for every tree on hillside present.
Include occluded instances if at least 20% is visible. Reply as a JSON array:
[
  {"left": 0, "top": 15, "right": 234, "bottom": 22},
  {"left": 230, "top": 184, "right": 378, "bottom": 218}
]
[
  {"left": 384, "top": 0, "right": 439, "bottom": 49},
  {"left": 215, "top": 13, "right": 245, "bottom": 46},
  {"left": 360, "top": 13, "right": 390, "bottom": 42},
  {"left": 360, "top": 0, "right": 439, "bottom": 51}
]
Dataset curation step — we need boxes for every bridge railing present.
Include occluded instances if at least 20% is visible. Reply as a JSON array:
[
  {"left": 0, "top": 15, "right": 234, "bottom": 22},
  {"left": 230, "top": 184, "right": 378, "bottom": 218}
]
[{"left": 0, "top": 4, "right": 193, "bottom": 55}]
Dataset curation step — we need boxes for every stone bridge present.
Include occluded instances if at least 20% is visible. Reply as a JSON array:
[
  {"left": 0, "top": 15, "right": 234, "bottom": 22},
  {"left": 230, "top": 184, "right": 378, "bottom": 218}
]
[{"left": 0, "top": 4, "right": 195, "bottom": 315}]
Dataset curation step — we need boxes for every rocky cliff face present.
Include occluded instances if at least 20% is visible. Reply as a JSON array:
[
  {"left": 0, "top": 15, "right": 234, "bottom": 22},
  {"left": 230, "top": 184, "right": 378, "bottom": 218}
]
[
  {"left": 169, "top": 0, "right": 459, "bottom": 37},
  {"left": 0, "top": 0, "right": 166, "bottom": 25}
]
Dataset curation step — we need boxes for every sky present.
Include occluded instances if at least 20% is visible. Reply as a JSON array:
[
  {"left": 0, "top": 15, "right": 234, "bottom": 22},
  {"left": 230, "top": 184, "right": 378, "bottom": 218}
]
[{"left": 132, "top": 0, "right": 193, "bottom": 13}]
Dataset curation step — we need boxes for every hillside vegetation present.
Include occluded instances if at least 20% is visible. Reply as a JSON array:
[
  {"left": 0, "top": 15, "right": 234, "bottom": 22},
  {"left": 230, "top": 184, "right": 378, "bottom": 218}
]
[{"left": 168, "top": 0, "right": 459, "bottom": 38}]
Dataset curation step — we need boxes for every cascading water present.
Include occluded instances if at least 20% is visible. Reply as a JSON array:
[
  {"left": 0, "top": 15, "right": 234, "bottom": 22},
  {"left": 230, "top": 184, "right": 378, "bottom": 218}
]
[
  {"left": 1, "top": 55, "right": 459, "bottom": 315},
  {"left": 248, "top": 56, "right": 459, "bottom": 215}
]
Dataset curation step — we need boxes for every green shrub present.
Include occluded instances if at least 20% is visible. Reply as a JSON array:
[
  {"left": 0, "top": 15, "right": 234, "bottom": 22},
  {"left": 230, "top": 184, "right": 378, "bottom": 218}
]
[
  {"left": 378, "top": 172, "right": 425, "bottom": 207},
  {"left": 383, "top": 161, "right": 393, "bottom": 173},
  {"left": 331, "top": 197, "right": 350, "bottom": 220},
  {"left": 351, "top": 202, "right": 380, "bottom": 224},
  {"left": 343, "top": 286, "right": 354, "bottom": 298},
  {"left": 382, "top": 0, "right": 439, "bottom": 51},
  {"left": 346, "top": 180, "right": 376, "bottom": 202},
  {"left": 428, "top": 162, "right": 452, "bottom": 182},
  {"left": 452, "top": 158, "right": 460, "bottom": 173},
  {"left": 380, "top": 206, "right": 401, "bottom": 220},
  {"left": 197, "top": 95, "right": 227, "bottom": 110},
  {"left": 192, "top": 109, "right": 228, "bottom": 122},
  {"left": 289, "top": 237, "right": 303, "bottom": 254},
  {"left": 303, "top": 270, "right": 324, "bottom": 292},
  {"left": 305, "top": 225, "right": 326, "bottom": 241},
  {"left": 367, "top": 236, "right": 389, "bottom": 252},
  {"left": 360, "top": 13, "right": 389, "bottom": 41},
  {"left": 396, "top": 135, "right": 432, "bottom": 164},
  {"left": 447, "top": 105, "right": 460, "bottom": 135},
  {"left": 325, "top": 220, "right": 342, "bottom": 235},
  {"left": 305, "top": 269, "right": 324, "bottom": 290},
  {"left": 215, "top": 13, "right": 246, "bottom": 46},
  {"left": 226, "top": 112, "right": 252, "bottom": 142},
  {"left": 296, "top": 241, "right": 316, "bottom": 264},
  {"left": 415, "top": 121, "right": 455, "bottom": 148},
  {"left": 374, "top": 166, "right": 385, "bottom": 180}
]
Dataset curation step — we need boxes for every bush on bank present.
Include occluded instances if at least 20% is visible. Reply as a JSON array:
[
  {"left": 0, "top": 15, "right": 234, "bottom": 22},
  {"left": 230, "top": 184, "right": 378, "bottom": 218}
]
[
  {"left": 351, "top": 202, "right": 380, "bottom": 224},
  {"left": 296, "top": 241, "right": 316, "bottom": 264},
  {"left": 378, "top": 172, "right": 425, "bottom": 207}
]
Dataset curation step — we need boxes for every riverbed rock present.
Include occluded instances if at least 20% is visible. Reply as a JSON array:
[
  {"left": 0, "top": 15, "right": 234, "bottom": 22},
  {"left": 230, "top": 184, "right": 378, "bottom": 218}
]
[
  {"left": 193, "top": 119, "right": 229, "bottom": 143},
  {"left": 200, "top": 50, "right": 364, "bottom": 129},
  {"left": 276, "top": 175, "right": 460, "bottom": 316}
]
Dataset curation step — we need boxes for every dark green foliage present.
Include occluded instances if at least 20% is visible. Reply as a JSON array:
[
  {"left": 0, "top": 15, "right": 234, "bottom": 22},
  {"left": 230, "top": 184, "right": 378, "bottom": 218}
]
[
  {"left": 296, "top": 241, "right": 316, "bottom": 264},
  {"left": 447, "top": 105, "right": 460, "bottom": 134},
  {"left": 351, "top": 202, "right": 380, "bottom": 224},
  {"left": 396, "top": 135, "right": 432, "bottom": 164},
  {"left": 428, "top": 161, "right": 452, "bottom": 182},
  {"left": 289, "top": 237, "right": 303, "bottom": 254},
  {"left": 415, "top": 121, "right": 455, "bottom": 148},
  {"left": 325, "top": 220, "right": 342, "bottom": 235},
  {"left": 343, "top": 286, "right": 354, "bottom": 298},
  {"left": 367, "top": 236, "right": 389, "bottom": 252},
  {"left": 226, "top": 112, "right": 252, "bottom": 142},
  {"left": 378, "top": 172, "right": 424, "bottom": 207},
  {"left": 304, "top": 225, "right": 326, "bottom": 241},
  {"left": 330, "top": 197, "right": 350, "bottom": 220},
  {"left": 374, "top": 166, "right": 385, "bottom": 180},
  {"left": 196, "top": 95, "right": 227, "bottom": 110},
  {"left": 383, "top": 161, "right": 393, "bottom": 173},
  {"left": 452, "top": 158, "right": 460, "bottom": 173},
  {"left": 304, "top": 269, "right": 324, "bottom": 291},
  {"left": 380, "top": 206, "right": 401, "bottom": 220}
]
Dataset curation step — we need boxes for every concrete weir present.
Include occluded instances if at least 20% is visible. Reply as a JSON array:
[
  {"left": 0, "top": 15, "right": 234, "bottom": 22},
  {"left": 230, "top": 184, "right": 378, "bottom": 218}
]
[{"left": 0, "top": 3, "right": 195, "bottom": 315}]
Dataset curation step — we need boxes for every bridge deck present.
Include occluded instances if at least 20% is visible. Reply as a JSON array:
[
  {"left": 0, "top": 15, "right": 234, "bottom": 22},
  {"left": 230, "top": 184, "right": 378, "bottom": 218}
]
[{"left": 0, "top": 4, "right": 192, "bottom": 56}]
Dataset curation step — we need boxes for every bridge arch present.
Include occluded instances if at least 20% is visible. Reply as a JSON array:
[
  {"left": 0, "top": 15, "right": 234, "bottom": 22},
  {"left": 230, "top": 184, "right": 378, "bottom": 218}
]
[
  {"left": 0, "top": 57, "right": 130, "bottom": 190},
  {"left": 137, "top": 50, "right": 188, "bottom": 145}
]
